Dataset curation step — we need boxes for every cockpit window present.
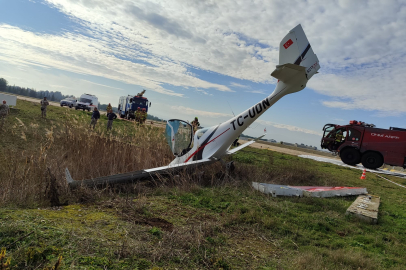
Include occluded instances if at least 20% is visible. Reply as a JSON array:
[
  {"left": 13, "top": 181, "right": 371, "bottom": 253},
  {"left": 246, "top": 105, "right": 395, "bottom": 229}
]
[{"left": 165, "top": 120, "right": 193, "bottom": 157}]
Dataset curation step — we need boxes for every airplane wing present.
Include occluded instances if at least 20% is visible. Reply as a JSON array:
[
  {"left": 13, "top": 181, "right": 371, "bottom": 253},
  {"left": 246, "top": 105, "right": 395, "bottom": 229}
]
[
  {"left": 66, "top": 159, "right": 214, "bottom": 188},
  {"left": 227, "top": 134, "right": 266, "bottom": 155},
  {"left": 271, "top": 63, "right": 306, "bottom": 83}
]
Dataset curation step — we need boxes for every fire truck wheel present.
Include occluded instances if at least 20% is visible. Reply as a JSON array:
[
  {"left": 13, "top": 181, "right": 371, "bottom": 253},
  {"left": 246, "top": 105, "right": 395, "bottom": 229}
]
[
  {"left": 361, "top": 152, "right": 383, "bottom": 169},
  {"left": 340, "top": 148, "right": 361, "bottom": 165}
]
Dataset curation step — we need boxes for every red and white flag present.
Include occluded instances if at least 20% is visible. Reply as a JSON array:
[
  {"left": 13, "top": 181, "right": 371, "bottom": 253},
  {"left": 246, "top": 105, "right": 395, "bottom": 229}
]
[{"left": 283, "top": 39, "right": 293, "bottom": 49}]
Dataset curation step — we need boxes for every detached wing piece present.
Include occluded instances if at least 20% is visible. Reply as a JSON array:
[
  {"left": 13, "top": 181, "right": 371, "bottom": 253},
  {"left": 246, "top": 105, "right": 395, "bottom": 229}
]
[{"left": 66, "top": 159, "right": 213, "bottom": 188}]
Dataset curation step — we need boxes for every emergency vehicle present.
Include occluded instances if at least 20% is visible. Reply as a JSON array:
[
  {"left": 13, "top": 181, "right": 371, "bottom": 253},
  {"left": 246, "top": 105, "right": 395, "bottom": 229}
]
[
  {"left": 75, "top": 93, "right": 99, "bottom": 111},
  {"left": 118, "top": 94, "right": 151, "bottom": 119},
  {"left": 321, "top": 120, "right": 406, "bottom": 169}
]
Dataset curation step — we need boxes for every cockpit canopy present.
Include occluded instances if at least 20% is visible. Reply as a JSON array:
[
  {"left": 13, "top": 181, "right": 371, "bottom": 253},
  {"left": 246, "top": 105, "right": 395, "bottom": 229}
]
[{"left": 165, "top": 119, "right": 193, "bottom": 157}]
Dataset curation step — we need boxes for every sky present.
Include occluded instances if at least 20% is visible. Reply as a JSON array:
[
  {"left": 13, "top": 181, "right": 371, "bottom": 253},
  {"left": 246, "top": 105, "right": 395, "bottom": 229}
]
[{"left": 0, "top": 0, "right": 405, "bottom": 148}]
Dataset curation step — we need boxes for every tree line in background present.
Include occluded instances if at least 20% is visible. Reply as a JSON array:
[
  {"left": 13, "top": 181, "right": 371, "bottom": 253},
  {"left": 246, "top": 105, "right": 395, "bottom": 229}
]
[
  {"left": 0, "top": 77, "right": 164, "bottom": 121},
  {"left": 0, "top": 77, "right": 69, "bottom": 101}
]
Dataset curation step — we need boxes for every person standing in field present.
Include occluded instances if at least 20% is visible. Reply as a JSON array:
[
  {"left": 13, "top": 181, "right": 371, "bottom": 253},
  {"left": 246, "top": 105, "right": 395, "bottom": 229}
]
[
  {"left": 141, "top": 108, "right": 147, "bottom": 124},
  {"left": 106, "top": 103, "right": 112, "bottom": 112},
  {"left": 0, "top": 100, "right": 10, "bottom": 131},
  {"left": 90, "top": 107, "right": 100, "bottom": 129},
  {"left": 135, "top": 107, "right": 142, "bottom": 124},
  {"left": 40, "top": 97, "right": 49, "bottom": 118},
  {"left": 191, "top": 117, "right": 200, "bottom": 134},
  {"left": 106, "top": 109, "right": 117, "bottom": 130},
  {"left": 233, "top": 135, "right": 240, "bottom": 147}
]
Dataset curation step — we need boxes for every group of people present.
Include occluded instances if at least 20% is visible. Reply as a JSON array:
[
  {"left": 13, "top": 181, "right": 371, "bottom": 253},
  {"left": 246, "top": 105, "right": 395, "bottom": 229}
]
[
  {"left": 37, "top": 97, "right": 117, "bottom": 131},
  {"left": 134, "top": 107, "right": 147, "bottom": 124},
  {"left": 3, "top": 96, "right": 201, "bottom": 135},
  {"left": 1, "top": 97, "right": 50, "bottom": 131},
  {"left": 89, "top": 107, "right": 117, "bottom": 130}
]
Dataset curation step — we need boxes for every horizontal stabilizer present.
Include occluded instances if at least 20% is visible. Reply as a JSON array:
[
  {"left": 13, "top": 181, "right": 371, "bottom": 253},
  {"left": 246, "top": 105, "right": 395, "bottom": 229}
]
[
  {"left": 227, "top": 134, "right": 266, "bottom": 155},
  {"left": 271, "top": 63, "right": 306, "bottom": 83}
]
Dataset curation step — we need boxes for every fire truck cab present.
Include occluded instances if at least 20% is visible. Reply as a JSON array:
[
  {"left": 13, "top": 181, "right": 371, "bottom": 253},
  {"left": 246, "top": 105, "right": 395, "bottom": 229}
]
[{"left": 321, "top": 120, "right": 406, "bottom": 169}]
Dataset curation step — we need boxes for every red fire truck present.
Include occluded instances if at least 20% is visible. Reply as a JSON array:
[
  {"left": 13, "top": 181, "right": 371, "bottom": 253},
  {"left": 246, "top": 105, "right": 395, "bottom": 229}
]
[{"left": 321, "top": 120, "right": 406, "bottom": 169}]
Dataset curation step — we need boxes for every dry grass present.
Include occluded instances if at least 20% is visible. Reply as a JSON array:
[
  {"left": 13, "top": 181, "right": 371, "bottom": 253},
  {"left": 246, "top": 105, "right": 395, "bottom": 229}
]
[
  {"left": 288, "top": 249, "right": 381, "bottom": 270},
  {"left": 0, "top": 110, "right": 173, "bottom": 207}
]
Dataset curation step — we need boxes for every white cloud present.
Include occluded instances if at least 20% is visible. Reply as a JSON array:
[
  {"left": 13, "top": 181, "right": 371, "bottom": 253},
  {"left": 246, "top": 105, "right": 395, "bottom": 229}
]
[
  {"left": 230, "top": 82, "right": 250, "bottom": 89},
  {"left": 195, "top": 88, "right": 212, "bottom": 96},
  {"left": 1, "top": 0, "right": 405, "bottom": 114},
  {"left": 245, "top": 90, "right": 266, "bottom": 95},
  {"left": 170, "top": 106, "right": 232, "bottom": 118},
  {"left": 0, "top": 24, "right": 232, "bottom": 97},
  {"left": 257, "top": 119, "right": 322, "bottom": 136},
  {"left": 80, "top": 79, "right": 123, "bottom": 90}
]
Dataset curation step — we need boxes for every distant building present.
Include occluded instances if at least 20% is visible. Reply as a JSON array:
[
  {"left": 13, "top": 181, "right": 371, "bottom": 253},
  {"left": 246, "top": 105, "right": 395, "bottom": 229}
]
[{"left": 295, "top": 143, "right": 318, "bottom": 151}]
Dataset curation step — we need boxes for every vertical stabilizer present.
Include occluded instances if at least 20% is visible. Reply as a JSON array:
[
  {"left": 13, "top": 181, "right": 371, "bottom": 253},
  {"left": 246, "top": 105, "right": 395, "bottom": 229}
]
[{"left": 278, "top": 24, "right": 320, "bottom": 80}]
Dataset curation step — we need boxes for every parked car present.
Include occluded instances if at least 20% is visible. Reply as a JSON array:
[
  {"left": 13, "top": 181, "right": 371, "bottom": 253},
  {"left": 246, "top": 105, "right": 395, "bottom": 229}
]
[{"left": 60, "top": 97, "right": 77, "bottom": 108}]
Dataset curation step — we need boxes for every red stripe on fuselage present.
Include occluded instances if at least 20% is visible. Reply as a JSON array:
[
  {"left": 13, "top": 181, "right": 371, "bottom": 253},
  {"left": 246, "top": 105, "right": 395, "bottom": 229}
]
[{"left": 184, "top": 128, "right": 230, "bottom": 163}]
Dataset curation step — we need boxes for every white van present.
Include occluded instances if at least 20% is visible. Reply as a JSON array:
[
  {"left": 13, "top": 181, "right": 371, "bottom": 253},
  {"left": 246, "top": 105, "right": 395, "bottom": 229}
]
[{"left": 75, "top": 93, "right": 99, "bottom": 111}]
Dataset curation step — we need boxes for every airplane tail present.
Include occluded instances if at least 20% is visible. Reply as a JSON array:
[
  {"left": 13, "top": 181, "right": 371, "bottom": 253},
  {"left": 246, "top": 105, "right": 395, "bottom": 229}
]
[{"left": 278, "top": 24, "right": 320, "bottom": 80}]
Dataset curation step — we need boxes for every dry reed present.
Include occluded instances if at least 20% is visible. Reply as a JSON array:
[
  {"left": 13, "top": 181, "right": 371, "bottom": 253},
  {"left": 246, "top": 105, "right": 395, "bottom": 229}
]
[{"left": 0, "top": 114, "right": 172, "bottom": 207}]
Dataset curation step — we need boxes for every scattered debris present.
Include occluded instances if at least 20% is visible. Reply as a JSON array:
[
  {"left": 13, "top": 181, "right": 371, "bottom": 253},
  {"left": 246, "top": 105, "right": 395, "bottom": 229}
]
[
  {"left": 252, "top": 183, "right": 303, "bottom": 197},
  {"left": 292, "top": 186, "right": 367, "bottom": 198},
  {"left": 346, "top": 194, "right": 380, "bottom": 224},
  {"left": 252, "top": 182, "right": 367, "bottom": 198}
]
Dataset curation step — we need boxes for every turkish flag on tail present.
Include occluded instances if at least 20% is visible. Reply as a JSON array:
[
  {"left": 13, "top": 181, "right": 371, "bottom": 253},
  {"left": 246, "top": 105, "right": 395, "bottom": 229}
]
[{"left": 283, "top": 39, "right": 293, "bottom": 49}]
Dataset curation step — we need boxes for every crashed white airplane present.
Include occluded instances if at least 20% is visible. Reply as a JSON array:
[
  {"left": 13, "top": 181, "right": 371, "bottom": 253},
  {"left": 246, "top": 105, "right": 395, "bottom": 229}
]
[{"left": 66, "top": 24, "right": 321, "bottom": 188}]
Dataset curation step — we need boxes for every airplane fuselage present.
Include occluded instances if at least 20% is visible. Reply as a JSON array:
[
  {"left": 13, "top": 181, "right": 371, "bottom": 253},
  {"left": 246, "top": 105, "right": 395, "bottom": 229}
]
[{"left": 170, "top": 75, "right": 308, "bottom": 165}]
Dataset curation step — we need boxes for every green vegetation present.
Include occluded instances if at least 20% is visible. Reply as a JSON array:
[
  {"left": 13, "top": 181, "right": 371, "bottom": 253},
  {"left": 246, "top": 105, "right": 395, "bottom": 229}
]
[{"left": 1, "top": 100, "right": 406, "bottom": 269}]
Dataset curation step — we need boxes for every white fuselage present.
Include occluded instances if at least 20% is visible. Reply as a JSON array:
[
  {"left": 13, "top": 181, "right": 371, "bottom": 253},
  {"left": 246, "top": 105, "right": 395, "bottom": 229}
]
[{"left": 170, "top": 75, "right": 308, "bottom": 165}]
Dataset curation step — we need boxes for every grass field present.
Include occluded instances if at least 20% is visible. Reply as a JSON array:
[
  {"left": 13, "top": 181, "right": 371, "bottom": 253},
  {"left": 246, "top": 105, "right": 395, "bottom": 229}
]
[{"left": 1, "top": 100, "right": 406, "bottom": 269}]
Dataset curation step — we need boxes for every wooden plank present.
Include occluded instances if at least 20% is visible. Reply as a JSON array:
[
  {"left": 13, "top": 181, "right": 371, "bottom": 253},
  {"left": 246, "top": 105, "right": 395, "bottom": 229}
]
[{"left": 346, "top": 195, "right": 380, "bottom": 224}]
